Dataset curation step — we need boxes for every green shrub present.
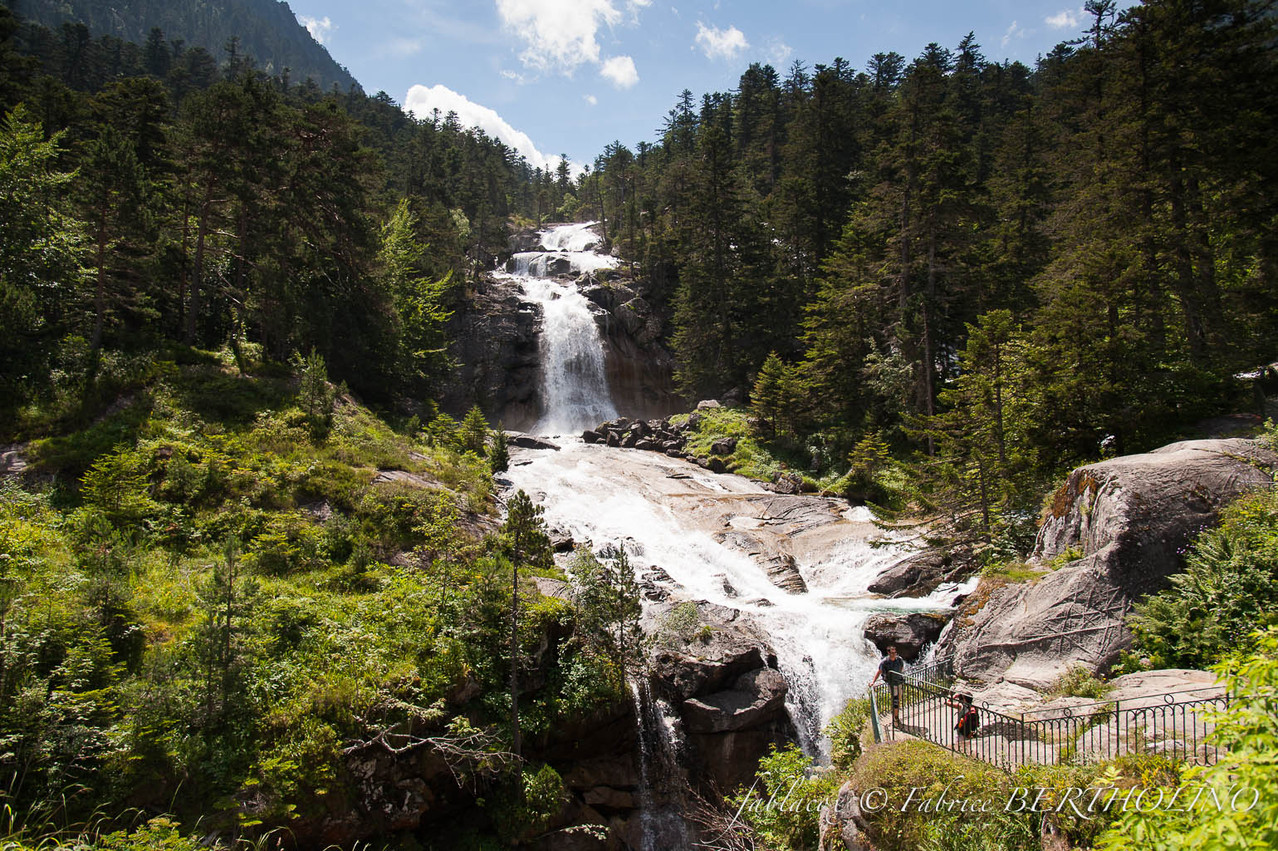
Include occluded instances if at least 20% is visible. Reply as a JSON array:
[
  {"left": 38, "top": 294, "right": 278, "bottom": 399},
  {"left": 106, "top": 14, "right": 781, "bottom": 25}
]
[
  {"left": 825, "top": 697, "right": 872, "bottom": 770},
  {"left": 1049, "top": 664, "right": 1113, "bottom": 699},
  {"left": 732, "top": 744, "right": 840, "bottom": 850},
  {"left": 1097, "top": 628, "right": 1278, "bottom": 850},
  {"left": 1129, "top": 487, "right": 1278, "bottom": 668}
]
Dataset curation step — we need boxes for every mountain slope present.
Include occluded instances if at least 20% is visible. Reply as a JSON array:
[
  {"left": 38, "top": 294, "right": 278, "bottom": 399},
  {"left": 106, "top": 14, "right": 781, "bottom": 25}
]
[{"left": 4, "top": 0, "right": 357, "bottom": 91}]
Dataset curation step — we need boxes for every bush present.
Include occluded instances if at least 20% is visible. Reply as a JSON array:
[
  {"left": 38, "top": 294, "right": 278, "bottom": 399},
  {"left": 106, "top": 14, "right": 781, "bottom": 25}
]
[
  {"left": 1049, "top": 664, "right": 1113, "bottom": 699},
  {"left": 732, "top": 744, "right": 841, "bottom": 850},
  {"left": 1097, "top": 628, "right": 1278, "bottom": 850},
  {"left": 825, "top": 697, "right": 872, "bottom": 770},
  {"left": 1129, "top": 487, "right": 1278, "bottom": 669}
]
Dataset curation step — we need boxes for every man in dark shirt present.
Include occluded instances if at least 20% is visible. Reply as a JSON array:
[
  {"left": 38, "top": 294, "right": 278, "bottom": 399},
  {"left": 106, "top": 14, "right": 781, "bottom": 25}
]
[{"left": 869, "top": 645, "right": 905, "bottom": 724}]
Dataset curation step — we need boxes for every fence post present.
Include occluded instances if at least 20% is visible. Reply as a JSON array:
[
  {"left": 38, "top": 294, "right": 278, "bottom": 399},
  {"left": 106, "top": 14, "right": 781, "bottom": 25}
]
[{"left": 869, "top": 688, "right": 882, "bottom": 744}]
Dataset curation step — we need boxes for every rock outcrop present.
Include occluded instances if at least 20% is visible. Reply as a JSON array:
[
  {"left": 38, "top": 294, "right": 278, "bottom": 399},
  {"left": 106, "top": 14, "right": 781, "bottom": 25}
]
[
  {"left": 867, "top": 546, "right": 978, "bottom": 598},
  {"left": 649, "top": 602, "right": 796, "bottom": 793},
  {"left": 862, "top": 612, "right": 949, "bottom": 661},
  {"left": 437, "top": 275, "right": 541, "bottom": 429},
  {"left": 939, "top": 438, "right": 1277, "bottom": 687}
]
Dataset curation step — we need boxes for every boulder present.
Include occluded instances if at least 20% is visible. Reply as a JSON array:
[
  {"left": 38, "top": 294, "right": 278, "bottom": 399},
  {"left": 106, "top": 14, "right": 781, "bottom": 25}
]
[
  {"left": 770, "top": 472, "right": 804, "bottom": 495},
  {"left": 710, "top": 437, "right": 738, "bottom": 456},
  {"left": 581, "top": 429, "right": 603, "bottom": 444},
  {"left": 509, "top": 434, "right": 562, "bottom": 451},
  {"left": 548, "top": 528, "right": 575, "bottom": 553},
  {"left": 649, "top": 602, "right": 795, "bottom": 796},
  {"left": 0, "top": 444, "right": 29, "bottom": 477},
  {"left": 534, "top": 577, "right": 574, "bottom": 599},
  {"left": 862, "top": 612, "right": 950, "bottom": 661},
  {"left": 939, "top": 438, "right": 1277, "bottom": 686},
  {"left": 696, "top": 400, "right": 721, "bottom": 410},
  {"left": 867, "top": 548, "right": 978, "bottom": 598},
  {"left": 681, "top": 668, "right": 788, "bottom": 733},
  {"left": 650, "top": 604, "right": 776, "bottom": 700}
]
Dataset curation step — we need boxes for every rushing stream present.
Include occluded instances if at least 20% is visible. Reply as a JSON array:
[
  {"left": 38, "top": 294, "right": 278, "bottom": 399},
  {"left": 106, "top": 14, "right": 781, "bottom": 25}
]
[{"left": 500, "top": 223, "right": 974, "bottom": 758}]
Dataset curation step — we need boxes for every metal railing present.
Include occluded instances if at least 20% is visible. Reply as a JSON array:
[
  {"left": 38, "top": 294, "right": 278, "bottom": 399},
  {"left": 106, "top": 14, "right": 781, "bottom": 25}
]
[{"left": 870, "top": 659, "right": 1227, "bottom": 769}]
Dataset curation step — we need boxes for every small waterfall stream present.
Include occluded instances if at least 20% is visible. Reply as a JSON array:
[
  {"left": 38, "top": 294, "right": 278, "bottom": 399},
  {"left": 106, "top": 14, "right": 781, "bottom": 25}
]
[{"left": 630, "top": 681, "right": 692, "bottom": 851}]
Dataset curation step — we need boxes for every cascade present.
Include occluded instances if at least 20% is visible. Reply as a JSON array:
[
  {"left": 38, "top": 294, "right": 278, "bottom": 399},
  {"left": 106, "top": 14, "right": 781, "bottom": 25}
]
[
  {"left": 499, "top": 222, "right": 618, "bottom": 433},
  {"left": 503, "top": 222, "right": 973, "bottom": 805}
]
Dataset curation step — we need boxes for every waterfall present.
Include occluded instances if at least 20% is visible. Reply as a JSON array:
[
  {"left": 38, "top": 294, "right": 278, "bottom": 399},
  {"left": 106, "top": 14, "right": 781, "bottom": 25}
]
[
  {"left": 501, "top": 223, "right": 618, "bottom": 434},
  {"left": 500, "top": 223, "right": 972, "bottom": 799},
  {"left": 631, "top": 680, "right": 693, "bottom": 850}
]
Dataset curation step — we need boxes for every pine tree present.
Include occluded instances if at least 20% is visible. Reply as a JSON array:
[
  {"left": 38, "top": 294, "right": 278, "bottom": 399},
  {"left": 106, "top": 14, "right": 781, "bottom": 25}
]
[{"left": 499, "top": 490, "right": 552, "bottom": 756}]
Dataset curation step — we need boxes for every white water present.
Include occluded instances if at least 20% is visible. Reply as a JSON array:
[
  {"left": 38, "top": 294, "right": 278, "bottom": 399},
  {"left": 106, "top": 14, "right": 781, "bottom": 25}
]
[
  {"left": 504, "top": 438, "right": 969, "bottom": 754},
  {"left": 500, "top": 223, "right": 618, "bottom": 433},
  {"left": 506, "top": 222, "right": 971, "bottom": 759}
]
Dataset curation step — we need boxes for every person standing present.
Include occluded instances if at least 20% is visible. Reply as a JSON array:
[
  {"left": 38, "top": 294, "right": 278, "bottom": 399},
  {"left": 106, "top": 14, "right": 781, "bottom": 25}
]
[{"left": 869, "top": 645, "right": 905, "bottom": 724}]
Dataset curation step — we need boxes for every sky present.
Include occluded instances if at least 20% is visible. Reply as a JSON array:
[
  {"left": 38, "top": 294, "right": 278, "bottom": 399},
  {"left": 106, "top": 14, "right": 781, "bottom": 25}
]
[{"left": 282, "top": 0, "right": 1130, "bottom": 173}]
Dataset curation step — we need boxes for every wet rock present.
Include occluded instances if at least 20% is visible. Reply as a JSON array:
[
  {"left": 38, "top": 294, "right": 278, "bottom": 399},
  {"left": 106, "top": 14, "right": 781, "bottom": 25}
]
[
  {"left": 509, "top": 434, "right": 561, "bottom": 451},
  {"left": 868, "top": 547, "right": 978, "bottom": 598},
  {"left": 707, "top": 457, "right": 728, "bottom": 474},
  {"left": 862, "top": 612, "right": 949, "bottom": 661},
  {"left": 435, "top": 276, "right": 540, "bottom": 429},
  {"left": 581, "top": 429, "right": 603, "bottom": 444},
  {"left": 635, "top": 438, "right": 660, "bottom": 451},
  {"left": 548, "top": 528, "right": 575, "bottom": 553},
  {"left": 941, "top": 438, "right": 1278, "bottom": 686}
]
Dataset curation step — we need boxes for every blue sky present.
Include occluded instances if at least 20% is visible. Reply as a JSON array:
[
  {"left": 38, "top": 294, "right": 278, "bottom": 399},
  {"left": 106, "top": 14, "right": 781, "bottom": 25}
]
[{"left": 284, "top": 0, "right": 1127, "bottom": 171}]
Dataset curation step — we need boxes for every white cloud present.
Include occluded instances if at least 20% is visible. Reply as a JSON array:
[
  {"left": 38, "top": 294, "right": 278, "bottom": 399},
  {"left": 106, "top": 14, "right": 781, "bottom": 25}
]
[
  {"left": 405, "top": 84, "right": 564, "bottom": 172},
  {"left": 766, "top": 38, "right": 792, "bottom": 67},
  {"left": 496, "top": 0, "right": 651, "bottom": 75},
  {"left": 584, "top": 94, "right": 598, "bottom": 105},
  {"left": 499, "top": 69, "right": 528, "bottom": 83},
  {"left": 298, "top": 15, "right": 335, "bottom": 45},
  {"left": 1002, "top": 20, "right": 1024, "bottom": 47},
  {"left": 1046, "top": 8, "right": 1084, "bottom": 28},
  {"left": 695, "top": 22, "right": 748, "bottom": 61},
  {"left": 600, "top": 55, "right": 639, "bottom": 88},
  {"left": 386, "top": 37, "right": 422, "bottom": 57}
]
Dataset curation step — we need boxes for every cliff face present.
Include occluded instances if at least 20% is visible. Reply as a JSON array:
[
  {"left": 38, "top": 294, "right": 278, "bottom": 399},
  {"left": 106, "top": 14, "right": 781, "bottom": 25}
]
[
  {"left": 437, "top": 275, "right": 542, "bottom": 428},
  {"left": 439, "top": 267, "right": 682, "bottom": 430},
  {"left": 938, "top": 438, "right": 1277, "bottom": 687}
]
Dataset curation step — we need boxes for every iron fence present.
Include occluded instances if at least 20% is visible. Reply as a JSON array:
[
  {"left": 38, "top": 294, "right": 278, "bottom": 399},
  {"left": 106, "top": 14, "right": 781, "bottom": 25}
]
[{"left": 870, "top": 659, "right": 1227, "bottom": 769}]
